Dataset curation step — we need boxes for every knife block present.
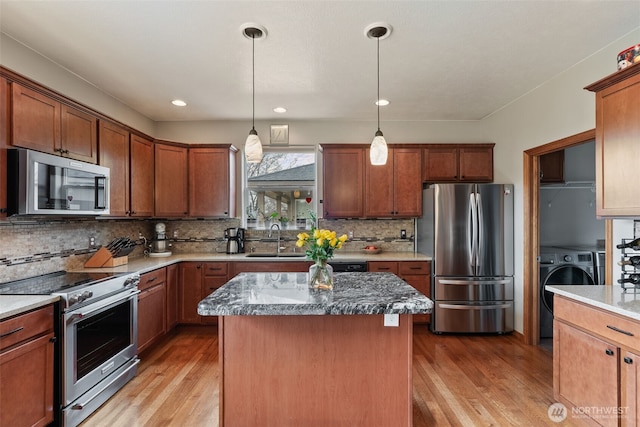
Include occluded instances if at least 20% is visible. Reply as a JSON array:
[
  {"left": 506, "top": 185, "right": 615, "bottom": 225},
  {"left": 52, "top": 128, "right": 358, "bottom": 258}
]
[{"left": 84, "top": 247, "right": 129, "bottom": 268}]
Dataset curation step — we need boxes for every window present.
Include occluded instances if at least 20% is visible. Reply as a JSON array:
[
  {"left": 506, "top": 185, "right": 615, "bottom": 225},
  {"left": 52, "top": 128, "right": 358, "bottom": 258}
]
[{"left": 244, "top": 147, "right": 316, "bottom": 229}]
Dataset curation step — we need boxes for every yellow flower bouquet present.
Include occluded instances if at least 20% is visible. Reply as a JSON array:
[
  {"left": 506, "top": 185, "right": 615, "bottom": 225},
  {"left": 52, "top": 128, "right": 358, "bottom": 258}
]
[{"left": 296, "top": 216, "right": 348, "bottom": 290}]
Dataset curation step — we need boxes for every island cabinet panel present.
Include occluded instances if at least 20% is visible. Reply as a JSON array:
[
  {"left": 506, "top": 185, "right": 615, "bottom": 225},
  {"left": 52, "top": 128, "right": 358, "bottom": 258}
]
[
  {"left": 0, "top": 305, "right": 55, "bottom": 427},
  {"left": 423, "top": 144, "right": 494, "bottom": 183},
  {"left": 365, "top": 147, "right": 422, "bottom": 217},
  {"left": 322, "top": 147, "right": 364, "bottom": 218},
  {"left": 99, "top": 121, "right": 130, "bottom": 217},
  {"left": 220, "top": 315, "right": 413, "bottom": 427},
  {"left": 0, "top": 76, "right": 8, "bottom": 218},
  {"left": 166, "top": 264, "right": 179, "bottom": 331},
  {"left": 553, "top": 295, "right": 640, "bottom": 426},
  {"left": 155, "top": 143, "right": 188, "bottom": 217},
  {"left": 12, "top": 83, "right": 98, "bottom": 163},
  {"left": 129, "top": 134, "right": 155, "bottom": 217},
  {"left": 188, "top": 147, "right": 236, "bottom": 218},
  {"left": 587, "top": 70, "right": 640, "bottom": 216},
  {"left": 138, "top": 268, "right": 167, "bottom": 353}
]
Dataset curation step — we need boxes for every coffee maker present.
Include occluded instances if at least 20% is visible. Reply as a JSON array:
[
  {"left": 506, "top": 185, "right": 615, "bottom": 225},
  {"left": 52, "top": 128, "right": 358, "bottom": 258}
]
[
  {"left": 148, "top": 222, "right": 172, "bottom": 257},
  {"left": 225, "top": 228, "right": 245, "bottom": 254}
]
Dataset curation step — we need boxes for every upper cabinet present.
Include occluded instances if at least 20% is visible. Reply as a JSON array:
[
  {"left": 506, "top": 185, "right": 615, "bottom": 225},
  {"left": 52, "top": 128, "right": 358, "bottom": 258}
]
[
  {"left": 322, "top": 146, "right": 365, "bottom": 218},
  {"left": 586, "top": 66, "right": 640, "bottom": 217},
  {"left": 0, "top": 76, "right": 8, "bottom": 218},
  {"left": 99, "top": 121, "right": 130, "bottom": 217},
  {"left": 129, "top": 134, "right": 155, "bottom": 217},
  {"left": 365, "top": 147, "right": 422, "bottom": 217},
  {"left": 11, "top": 83, "right": 97, "bottom": 163},
  {"left": 155, "top": 143, "right": 188, "bottom": 217},
  {"left": 539, "top": 150, "right": 564, "bottom": 183},
  {"left": 423, "top": 144, "right": 494, "bottom": 183},
  {"left": 188, "top": 147, "right": 236, "bottom": 218}
]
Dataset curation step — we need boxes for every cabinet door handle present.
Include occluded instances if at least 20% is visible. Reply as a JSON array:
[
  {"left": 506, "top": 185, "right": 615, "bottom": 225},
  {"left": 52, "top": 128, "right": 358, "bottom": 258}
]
[
  {"left": 0, "top": 326, "right": 24, "bottom": 338},
  {"left": 625, "top": 356, "right": 634, "bottom": 364},
  {"left": 606, "top": 325, "right": 634, "bottom": 336},
  {"left": 146, "top": 277, "right": 156, "bottom": 283},
  {"left": 605, "top": 348, "right": 615, "bottom": 356}
]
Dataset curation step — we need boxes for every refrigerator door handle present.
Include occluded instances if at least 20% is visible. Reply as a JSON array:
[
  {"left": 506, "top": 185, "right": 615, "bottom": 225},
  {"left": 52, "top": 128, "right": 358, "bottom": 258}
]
[
  {"left": 475, "top": 191, "right": 483, "bottom": 274},
  {"left": 469, "top": 192, "right": 477, "bottom": 270},
  {"left": 438, "top": 279, "right": 512, "bottom": 285},
  {"left": 439, "top": 303, "right": 512, "bottom": 310}
]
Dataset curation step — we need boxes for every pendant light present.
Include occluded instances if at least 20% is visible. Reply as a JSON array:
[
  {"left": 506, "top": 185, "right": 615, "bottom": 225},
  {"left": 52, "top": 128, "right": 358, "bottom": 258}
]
[
  {"left": 366, "top": 24, "right": 392, "bottom": 166},
  {"left": 243, "top": 25, "right": 266, "bottom": 163}
]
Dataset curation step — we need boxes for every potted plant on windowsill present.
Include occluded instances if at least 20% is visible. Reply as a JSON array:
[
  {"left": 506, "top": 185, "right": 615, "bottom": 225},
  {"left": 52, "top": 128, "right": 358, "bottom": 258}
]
[{"left": 279, "top": 216, "right": 290, "bottom": 229}]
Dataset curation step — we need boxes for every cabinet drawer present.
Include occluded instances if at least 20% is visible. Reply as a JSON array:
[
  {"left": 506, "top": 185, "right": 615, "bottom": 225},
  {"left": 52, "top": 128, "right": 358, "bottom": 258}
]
[
  {"left": 204, "top": 262, "right": 228, "bottom": 276},
  {"left": 0, "top": 305, "right": 54, "bottom": 352},
  {"left": 368, "top": 261, "right": 398, "bottom": 273},
  {"left": 398, "top": 261, "right": 430, "bottom": 276},
  {"left": 139, "top": 268, "right": 167, "bottom": 291},
  {"left": 555, "top": 296, "right": 640, "bottom": 352}
]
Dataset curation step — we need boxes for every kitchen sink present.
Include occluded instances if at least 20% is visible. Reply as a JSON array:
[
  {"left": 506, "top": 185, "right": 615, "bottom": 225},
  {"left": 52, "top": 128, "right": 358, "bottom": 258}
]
[{"left": 245, "top": 253, "right": 306, "bottom": 258}]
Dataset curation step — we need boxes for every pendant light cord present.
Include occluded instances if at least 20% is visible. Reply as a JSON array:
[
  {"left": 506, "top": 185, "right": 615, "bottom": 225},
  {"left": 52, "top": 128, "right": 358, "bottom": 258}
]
[
  {"left": 252, "top": 33, "right": 256, "bottom": 131},
  {"left": 377, "top": 35, "right": 380, "bottom": 132}
]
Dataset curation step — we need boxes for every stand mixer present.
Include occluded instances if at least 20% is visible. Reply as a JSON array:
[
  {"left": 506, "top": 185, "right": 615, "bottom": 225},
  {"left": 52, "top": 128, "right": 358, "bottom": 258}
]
[{"left": 147, "top": 222, "right": 172, "bottom": 257}]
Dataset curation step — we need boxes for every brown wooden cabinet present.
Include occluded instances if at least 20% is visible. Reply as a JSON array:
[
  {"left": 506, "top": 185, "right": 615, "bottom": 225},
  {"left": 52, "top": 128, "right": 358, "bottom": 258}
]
[
  {"left": 368, "top": 260, "right": 431, "bottom": 324},
  {"left": 553, "top": 295, "right": 640, "bottom": 426},
  {"left": 11, "top": 83, "right": 97, "bottom": 163},
  {"left": 201, "top": 263, "right": 230, "bottom": 325},
  {"left": 138, "top": 268, "right": 167, "bottom": 353},
  {"left": 365, "top": 147, "right": 422, "bottom": 217},
  {"left": 0, "top": 76, "right": 8, "bottom": 218},
  {"left": 539, "top": 150, "right": 564, "bottom": 183},
  {"left": 129, "top": 134, "right": 155, "bottom": 217},
  {"left": 99, "top": 121, "right": 130, "bottom": 217},
  {"left": 586, "top": 67, "right": 640, "bottom": 216},
  {"left": 166, "top": 264, "right": 179, "bottom": 331},
  {"left": 155, "top": 143, "right": 188, "bottom": 217},
  {"left": 322, "top": 146, "right": 365, "bottom": 218},
  {"left": 0, "top": 305, "right": 55, "bottom": 427},
  {"left": 179, "top": 262, "right": 230, "bottom": 325},
  {"left": 423, "top": 144, "right": 493, "bottom": 183},
  {"left": 188, "top": 147, "right": 236, "bottom": 218}
]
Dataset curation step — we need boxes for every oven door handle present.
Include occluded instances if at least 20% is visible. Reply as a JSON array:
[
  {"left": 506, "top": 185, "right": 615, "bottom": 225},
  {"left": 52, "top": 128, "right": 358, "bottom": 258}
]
[{"left": 70, "top": 289, "right": 140, "bottom": 319}]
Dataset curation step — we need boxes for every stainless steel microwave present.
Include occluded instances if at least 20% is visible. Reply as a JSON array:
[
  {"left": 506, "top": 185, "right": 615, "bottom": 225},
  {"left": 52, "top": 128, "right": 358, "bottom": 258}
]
[{"left": 7, "top": 149, "right": 110, "bottom": 216}]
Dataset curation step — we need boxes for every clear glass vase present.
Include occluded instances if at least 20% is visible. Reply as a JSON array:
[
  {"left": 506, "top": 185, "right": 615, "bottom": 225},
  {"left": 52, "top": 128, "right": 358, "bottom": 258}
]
[{"left": 309, "top": 260, "right": 334, "bottom": 290}]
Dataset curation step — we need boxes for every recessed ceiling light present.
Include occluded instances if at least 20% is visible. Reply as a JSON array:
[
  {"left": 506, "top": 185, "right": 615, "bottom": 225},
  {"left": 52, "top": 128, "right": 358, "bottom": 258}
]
[
  {"left": 171, "top": 99, "right": 187, "bottom": 107},
  {"left": 376, "top": 99, "right": 390, "bottom": 106},
  {"left": 273, "top": 107, "right": 287, "bottom": 113}
]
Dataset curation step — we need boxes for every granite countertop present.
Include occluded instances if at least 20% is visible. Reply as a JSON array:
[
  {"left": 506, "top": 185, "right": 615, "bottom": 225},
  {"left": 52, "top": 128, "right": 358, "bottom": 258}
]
[
  {"left": 546, "top": 285, "right": 640, "bottom": 322},
  {"left": 198, "top": 272, "right": 433, "bottom": 316},
  {"left": 79, "top": 251, "right": 432, "bottom": 274},
  {"left": 0, "top": 295, "right": 59, "bottom": 321}
]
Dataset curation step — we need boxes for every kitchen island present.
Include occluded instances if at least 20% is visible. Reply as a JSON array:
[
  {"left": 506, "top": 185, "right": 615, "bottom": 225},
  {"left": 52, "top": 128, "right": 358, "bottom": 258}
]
[{"left": 198, "top": 271, "right": 432, "bottom": 427}]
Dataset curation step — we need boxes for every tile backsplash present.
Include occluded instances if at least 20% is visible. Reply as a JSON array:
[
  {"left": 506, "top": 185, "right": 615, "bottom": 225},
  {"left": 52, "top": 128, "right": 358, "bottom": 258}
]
[{"left": 0, "top": 217, "right": 415, "bottom": 282}]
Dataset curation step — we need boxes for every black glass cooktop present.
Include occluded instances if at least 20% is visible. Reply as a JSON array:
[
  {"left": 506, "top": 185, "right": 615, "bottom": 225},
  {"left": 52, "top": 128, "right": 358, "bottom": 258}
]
[{"left": 0, "top": 271, "right": 124, "bottom": 295}]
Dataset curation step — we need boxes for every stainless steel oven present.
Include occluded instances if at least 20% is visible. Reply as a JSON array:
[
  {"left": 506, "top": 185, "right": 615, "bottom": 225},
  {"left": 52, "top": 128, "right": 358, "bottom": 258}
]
[{"left": 61, "top": 286, "right": 139, "bottom": 426}]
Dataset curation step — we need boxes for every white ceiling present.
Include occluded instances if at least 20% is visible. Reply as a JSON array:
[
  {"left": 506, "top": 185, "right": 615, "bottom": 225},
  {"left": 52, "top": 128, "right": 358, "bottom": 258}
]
[{"left": 1, "top": 1, "right": 639, "bottom": 123}]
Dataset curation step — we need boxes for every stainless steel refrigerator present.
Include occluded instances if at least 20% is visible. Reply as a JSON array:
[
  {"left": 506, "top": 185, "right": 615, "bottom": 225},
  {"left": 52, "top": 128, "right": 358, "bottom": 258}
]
[{"left": 417, "top": 184, "right": 514, "bottom": 334}]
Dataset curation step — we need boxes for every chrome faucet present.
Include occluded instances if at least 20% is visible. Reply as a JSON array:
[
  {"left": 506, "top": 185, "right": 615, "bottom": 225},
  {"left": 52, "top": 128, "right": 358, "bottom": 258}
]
[{"left": 269, "top": 223, "right": 281, "bottom": 254}]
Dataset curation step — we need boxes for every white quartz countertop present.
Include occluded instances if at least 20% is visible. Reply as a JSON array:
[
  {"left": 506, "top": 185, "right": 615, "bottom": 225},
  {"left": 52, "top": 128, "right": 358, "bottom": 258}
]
[
  {"left": 546, "top": 285, "right": 640, "bottom": 322},
  {"left": 79, "top": 251, "right": 432, "bottom": 274},
  {"left": 0, "top": 295, "right": 59, "bottom": 321}
]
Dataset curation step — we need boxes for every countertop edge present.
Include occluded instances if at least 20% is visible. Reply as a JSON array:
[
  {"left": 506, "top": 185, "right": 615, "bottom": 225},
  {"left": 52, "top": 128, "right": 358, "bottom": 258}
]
[
  {"left": 546, "top": 285, "right": 640, "bottom": 322},
  {"left": 0, "top": 295, "right": 60, "bottom": 321}
]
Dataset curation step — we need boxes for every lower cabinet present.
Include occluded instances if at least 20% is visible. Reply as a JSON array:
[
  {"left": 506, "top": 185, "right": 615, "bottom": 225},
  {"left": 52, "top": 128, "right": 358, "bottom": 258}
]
[
  {"left": 554, "top": 295, "right": 640, "bottom": 427},
  {"left": 0, "top": 304, "right": 55, "bottom": 427},
  {"left": 368, "top": 261, "right": 431, "bottom": 324},
  {"left": 179, "top": 262, "right": 229, "bottom": 325},
  {"left": 138, "top": 268, "right": 167, "bottom": 353},
  {"left": 166, "top": 264, "right": 179, "bottom": 330}
]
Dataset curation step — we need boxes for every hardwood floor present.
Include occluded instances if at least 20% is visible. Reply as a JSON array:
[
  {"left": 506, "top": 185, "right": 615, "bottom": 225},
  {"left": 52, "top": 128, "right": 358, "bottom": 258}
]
[{"left": 81, "top": 325, "right": 582, "bottom": 427}]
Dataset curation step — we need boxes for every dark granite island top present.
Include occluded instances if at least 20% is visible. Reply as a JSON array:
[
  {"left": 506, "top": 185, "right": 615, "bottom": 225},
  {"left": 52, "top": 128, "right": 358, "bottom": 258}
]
[
  {"left": 197, "top": 271, "right": 433, "bottom": 316},
  {"left": 198, "top": 271, "right": 432, "bottom": 426}
]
